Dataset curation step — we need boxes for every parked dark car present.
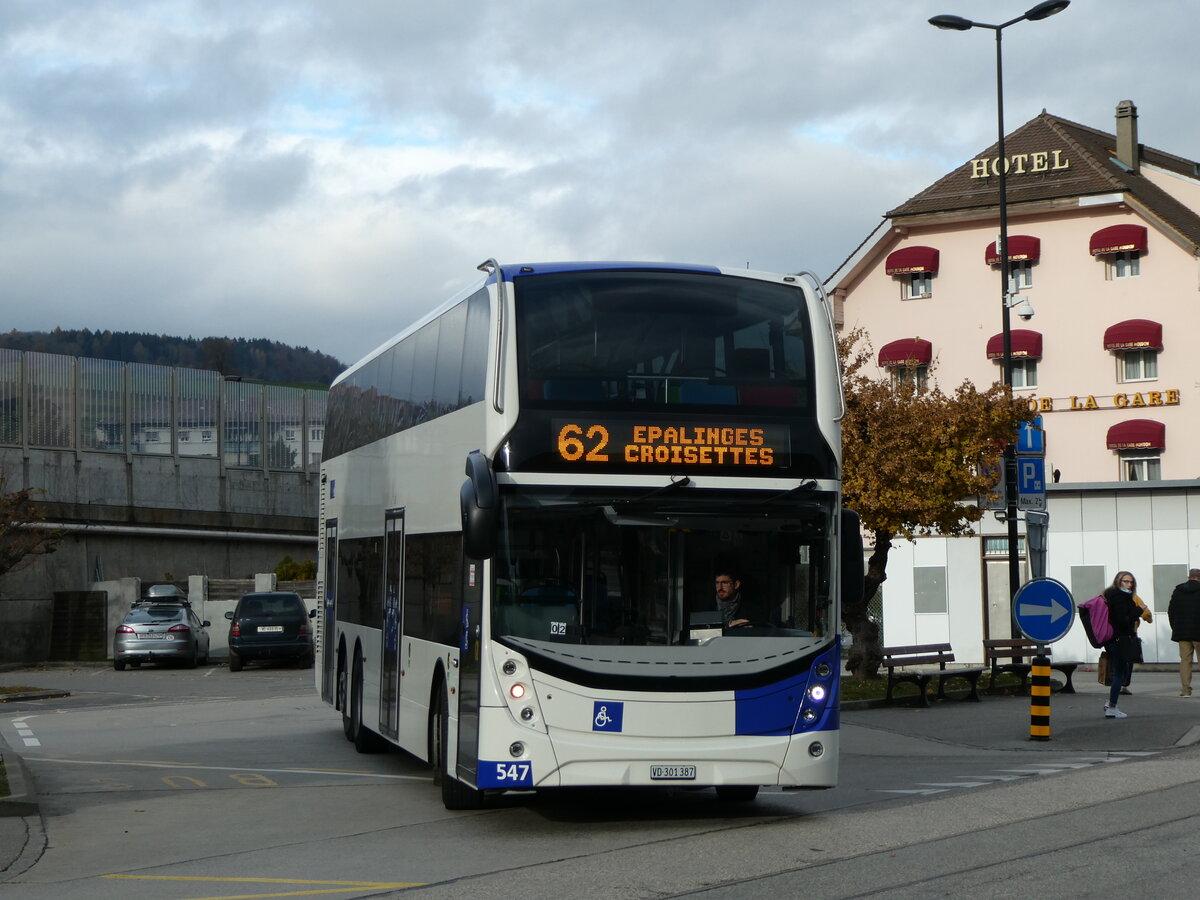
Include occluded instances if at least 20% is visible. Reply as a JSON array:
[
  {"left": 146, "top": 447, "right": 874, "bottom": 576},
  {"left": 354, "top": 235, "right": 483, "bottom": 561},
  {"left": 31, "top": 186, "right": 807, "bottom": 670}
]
[
  {"left": 226, "top": 591, "right": 315, "bottom": 671},
  {"left": 114, "top": 590, "right": 211, "bottom": 670}
]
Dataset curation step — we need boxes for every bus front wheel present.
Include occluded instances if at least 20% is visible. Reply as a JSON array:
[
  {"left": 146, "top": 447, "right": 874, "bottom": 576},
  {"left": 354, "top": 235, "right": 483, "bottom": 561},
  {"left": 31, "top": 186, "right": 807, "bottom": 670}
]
[{"left": 432, "top": 686, "right": 485, "bottom": 810}]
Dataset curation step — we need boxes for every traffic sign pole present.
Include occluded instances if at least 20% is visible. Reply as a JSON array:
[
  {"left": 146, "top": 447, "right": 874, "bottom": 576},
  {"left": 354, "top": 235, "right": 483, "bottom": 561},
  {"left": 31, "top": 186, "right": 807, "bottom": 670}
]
[
  {"left": 1030, "top": 654, "right": 1051, "bottom": 741},
  {"left": 1012, "top": 578, "right": 1075, "bottom": 742}
]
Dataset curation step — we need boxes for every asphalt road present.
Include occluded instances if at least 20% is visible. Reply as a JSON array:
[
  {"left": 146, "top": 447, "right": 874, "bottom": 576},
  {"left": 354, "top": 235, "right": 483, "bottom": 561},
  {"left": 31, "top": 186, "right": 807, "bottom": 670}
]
[{"left": 2, "top": 662, "right": 1198, "bottom": 899}]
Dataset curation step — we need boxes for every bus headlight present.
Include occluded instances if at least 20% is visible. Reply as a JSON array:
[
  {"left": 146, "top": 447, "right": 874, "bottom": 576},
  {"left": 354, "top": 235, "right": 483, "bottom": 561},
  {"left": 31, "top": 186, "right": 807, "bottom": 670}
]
[
  {"left": 808, "top": 741, "right": 825, "bottom": 758},
  {"left": 808, "top": 684, "right": 827, "bottom": 703},
  {"left": 509, "top": 683, "right": 526, "bottom": 700},
  {"left": 502, "top": 659, "right": 518, "bottom": 676},
  {"left": 801, "top": 708, "right": 818, "bottom": 724}
]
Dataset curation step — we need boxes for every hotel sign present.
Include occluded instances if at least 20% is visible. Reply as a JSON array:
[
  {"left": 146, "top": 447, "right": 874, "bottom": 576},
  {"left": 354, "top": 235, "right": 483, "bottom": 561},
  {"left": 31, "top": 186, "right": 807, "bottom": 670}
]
[{"left": 970, "top": 150, "right": 1070, "bottom": 179}]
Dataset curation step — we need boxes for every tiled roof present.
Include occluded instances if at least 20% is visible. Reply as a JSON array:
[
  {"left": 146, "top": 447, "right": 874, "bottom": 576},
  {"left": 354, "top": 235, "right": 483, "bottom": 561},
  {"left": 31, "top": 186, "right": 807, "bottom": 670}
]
[{"left": 885, "top": 110, "right": 1200, "bottom": 253}]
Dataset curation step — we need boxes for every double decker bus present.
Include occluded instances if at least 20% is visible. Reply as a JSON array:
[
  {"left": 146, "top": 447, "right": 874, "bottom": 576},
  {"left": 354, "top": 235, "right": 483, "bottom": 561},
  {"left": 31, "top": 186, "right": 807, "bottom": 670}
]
[{"left": 317, "top": 260, "right": 861, "bottom": 808}]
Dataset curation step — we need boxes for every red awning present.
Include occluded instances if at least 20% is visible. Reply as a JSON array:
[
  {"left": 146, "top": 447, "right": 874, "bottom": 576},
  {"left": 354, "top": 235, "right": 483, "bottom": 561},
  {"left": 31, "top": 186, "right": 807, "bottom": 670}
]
[
  {"left": 1106, "top": 419, "right": 1165, "bottom": 451},
  {"left": 1090, "top": 224, "right": 1148, "bottom": 255},
  {"left": 885, "top": 246, "right": 940, "bottom": 275},
  {"left": 1104, "top": 319, "right": 1162, "bottom": 351},
  {"left": 985, "top": 235, "right": 1041, "bottom": 265},
  {"left": 986, "top": 329, "right": 1042, "bottom": 360},
  {"left": 878, "top": 338, "right": 932, "bottom": 368}
]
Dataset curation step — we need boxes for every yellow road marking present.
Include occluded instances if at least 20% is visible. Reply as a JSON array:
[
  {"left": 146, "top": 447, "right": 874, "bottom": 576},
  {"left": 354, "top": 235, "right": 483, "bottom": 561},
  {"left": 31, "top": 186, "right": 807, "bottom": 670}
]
[{"left": 102, "top": 874, "right": 424, "bottom": 898}]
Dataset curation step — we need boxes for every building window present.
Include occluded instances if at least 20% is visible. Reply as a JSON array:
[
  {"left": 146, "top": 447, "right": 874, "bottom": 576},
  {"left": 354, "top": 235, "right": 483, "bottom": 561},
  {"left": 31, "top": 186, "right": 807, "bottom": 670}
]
[
  {"left": 983, "top": 536, "right": 1027, "bottom": 558},
  {"left": 904, "top": 272, "right": 933, "bottom": 299},
  {"left": 201, "top": 430, "right": 213, "bottom": 442},
  {"left": 144, "top": 431, "right": 160, "bottom": 443},
  {"left": 1121, "top": 452, "right": 1161, "bottom": 482},
  {"left": 1008, "top": 358, "right": 1038, "bottom": 389},
  {"left": 285, "top": 429, "right": 296, "bottom": 442},
  {"left": 914, "top": 566, "right": 947, "bottom": 614},
  {"left": 1007, "top": 261, "right": 1033, "bottom": 291},
  {"left": 890, "top": 366, "right": 928, "bottom": 390},
  {"left": 1107, "top": 252, "right": 1141, "bottom": 279},
  {"left": 1120, "top": 349, "right": 1158, "bottom": 382},
  {"left": 311, "top": 428, "right": 324, "bottom": 440}
]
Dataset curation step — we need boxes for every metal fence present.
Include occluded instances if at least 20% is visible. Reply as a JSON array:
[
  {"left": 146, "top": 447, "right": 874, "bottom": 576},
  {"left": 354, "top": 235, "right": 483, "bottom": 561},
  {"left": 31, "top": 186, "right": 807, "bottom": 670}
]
[{"left": 0, "top": 349, "right": 327, "bottom": 472}]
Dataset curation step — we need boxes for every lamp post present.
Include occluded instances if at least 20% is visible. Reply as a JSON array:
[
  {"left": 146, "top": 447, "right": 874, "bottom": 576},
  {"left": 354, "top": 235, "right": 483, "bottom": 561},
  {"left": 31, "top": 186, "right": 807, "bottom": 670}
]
[{"left": 930, "top": 0, "right": 1069, "bottom": 609}]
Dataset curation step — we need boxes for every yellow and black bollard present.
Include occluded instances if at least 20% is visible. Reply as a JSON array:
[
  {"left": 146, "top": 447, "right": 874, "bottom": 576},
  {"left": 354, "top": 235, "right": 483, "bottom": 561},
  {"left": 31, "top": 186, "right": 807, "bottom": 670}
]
[{"left": 1029, "top": 653, "right": 1051, "bottom": 741}]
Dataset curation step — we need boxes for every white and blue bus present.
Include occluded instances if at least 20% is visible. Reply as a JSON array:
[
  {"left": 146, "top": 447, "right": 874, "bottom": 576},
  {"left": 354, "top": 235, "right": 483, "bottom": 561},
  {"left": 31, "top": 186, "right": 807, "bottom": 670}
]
[{"left": 317, "top": 260, "right": 861, "bottom": 808}]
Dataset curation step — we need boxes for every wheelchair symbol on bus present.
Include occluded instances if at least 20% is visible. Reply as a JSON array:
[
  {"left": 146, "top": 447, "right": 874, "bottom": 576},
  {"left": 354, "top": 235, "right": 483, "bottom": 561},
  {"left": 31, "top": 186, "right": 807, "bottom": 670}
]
[{"left": 593, "top": 701, "right": 623, "bottom": 732}]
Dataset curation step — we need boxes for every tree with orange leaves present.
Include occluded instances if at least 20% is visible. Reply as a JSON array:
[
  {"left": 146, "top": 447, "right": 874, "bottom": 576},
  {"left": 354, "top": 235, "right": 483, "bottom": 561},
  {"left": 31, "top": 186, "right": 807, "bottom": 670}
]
[{"left": 839, "top": 328, "right": 1033, "bottom": 679}]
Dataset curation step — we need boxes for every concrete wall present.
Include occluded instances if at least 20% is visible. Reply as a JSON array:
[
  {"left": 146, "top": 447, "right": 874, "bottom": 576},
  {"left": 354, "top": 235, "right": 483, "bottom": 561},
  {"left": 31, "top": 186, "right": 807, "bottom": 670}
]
[{"left": 876, "top": 480, "right": 1200, "bottom": 666}]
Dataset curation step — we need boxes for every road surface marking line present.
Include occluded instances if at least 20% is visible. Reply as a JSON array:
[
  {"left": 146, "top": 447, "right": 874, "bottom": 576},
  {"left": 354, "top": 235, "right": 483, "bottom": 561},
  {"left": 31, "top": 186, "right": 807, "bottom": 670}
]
[
  {"left": 32, "top": 757, "right": 425, "bottom": 780},
  {"left": 104, "top": 874, "right": 422, "bottom": 885}
]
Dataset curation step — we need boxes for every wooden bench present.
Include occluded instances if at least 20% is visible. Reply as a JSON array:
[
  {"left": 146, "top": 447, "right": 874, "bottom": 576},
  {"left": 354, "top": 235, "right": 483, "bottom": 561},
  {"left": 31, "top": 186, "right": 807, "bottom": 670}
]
[
  {"left": 983, "top": 638, "right": 1082, "bottom": 694},
  {"left": 881, "top": 643, "right": 985, "bottom": 707}
]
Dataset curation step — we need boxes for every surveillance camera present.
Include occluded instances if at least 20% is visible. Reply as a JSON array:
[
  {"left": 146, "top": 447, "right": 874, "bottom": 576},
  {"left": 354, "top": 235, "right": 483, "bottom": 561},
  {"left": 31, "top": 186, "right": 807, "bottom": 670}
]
[{"left": 1015, "top": 298, "right": 1035, "bottom": 321}]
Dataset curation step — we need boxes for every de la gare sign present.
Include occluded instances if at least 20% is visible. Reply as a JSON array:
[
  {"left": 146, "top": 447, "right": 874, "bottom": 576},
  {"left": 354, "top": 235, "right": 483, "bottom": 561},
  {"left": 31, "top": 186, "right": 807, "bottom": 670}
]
[{"left": 1024, "top": 389, "right": 1181, "bottom": 414}]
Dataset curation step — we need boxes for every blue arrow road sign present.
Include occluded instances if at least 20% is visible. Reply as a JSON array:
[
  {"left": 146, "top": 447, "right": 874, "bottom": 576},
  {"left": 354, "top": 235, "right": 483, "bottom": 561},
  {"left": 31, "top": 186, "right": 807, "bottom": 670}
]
[
  {"left": 1018, "top": 416, "right": 1044, "bottom": 455},
  {"left": 1012, "top": 577, "right": 1075, "bottom": 644}
]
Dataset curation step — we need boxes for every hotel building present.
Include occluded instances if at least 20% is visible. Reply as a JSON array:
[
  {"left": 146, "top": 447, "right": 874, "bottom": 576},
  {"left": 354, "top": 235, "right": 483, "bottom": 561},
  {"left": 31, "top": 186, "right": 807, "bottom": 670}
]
[{"left": 829, "top": 101, "right": 1200, "bottom": 664}]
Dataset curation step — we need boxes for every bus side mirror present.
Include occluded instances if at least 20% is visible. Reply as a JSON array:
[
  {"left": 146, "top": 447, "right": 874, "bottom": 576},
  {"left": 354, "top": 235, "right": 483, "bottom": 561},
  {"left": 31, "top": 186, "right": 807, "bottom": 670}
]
[
  {"left": 840, "top": 508, "right": 865, "bottom": 610},
  {"left": 460, "top": 450, "right": 498, "bottom": 560}
]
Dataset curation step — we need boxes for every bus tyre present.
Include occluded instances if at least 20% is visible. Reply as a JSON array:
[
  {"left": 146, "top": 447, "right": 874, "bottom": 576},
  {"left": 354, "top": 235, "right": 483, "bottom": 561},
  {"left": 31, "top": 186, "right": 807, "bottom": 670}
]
[
  {"left": 433, "top": 687, "right": 484, "bottom": 810},
  {"left": 351, "top": 657, "right": 385, "bottom": 753},
  {"left": 715, "top": 785, "right": 759, "bottom": 803},
  {"left": 338, "top": 657, "right": 353, "bottom": 740}
]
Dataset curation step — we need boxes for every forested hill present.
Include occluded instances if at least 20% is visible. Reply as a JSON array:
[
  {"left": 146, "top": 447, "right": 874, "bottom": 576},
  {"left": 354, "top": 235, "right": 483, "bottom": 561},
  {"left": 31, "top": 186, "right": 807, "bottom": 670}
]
[{"left": 0, "top": 329, "right": 345, "bottom": 387}]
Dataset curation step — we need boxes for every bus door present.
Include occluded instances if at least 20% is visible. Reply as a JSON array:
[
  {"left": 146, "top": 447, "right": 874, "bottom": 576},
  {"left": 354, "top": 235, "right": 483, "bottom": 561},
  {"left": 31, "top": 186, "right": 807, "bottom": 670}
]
[
  {"left": 456, "top": 557, "right": 483, "bottom": 784},
  {"left": 321, "top": 519, "right": 338, "bottom": 704},
  {"left": 380, "top": 509, "right": 404, "bottom": 741}
]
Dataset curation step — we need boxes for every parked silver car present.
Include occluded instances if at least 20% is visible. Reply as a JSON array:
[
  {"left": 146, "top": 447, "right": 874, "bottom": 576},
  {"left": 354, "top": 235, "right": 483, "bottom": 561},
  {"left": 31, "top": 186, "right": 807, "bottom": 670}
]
[{"left": 114, "top": 591, "right": 211, "bottom": 670}]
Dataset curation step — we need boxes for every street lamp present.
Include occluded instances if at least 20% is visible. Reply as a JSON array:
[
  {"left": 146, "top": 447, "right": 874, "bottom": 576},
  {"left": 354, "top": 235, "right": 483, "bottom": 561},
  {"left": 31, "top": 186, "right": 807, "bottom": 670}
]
[{"left": 929, "top": 0, "right": 1069, "bottom": 608}]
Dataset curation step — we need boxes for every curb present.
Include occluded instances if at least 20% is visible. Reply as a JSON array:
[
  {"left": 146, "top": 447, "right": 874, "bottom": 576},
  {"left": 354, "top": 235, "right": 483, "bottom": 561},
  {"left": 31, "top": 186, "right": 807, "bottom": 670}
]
[
  {"left": 0, "top": 691, "right": 70, "bottom": 705},
  {"left": 0, "top": 750, "right": 46, "bottom": 878}
]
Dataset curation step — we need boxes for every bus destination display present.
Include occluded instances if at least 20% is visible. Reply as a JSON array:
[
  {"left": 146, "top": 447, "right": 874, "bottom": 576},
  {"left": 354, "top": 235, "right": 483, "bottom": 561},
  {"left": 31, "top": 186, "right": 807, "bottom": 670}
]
[{"left": 554, "top": 419, "right": 790, "bottom": 469}]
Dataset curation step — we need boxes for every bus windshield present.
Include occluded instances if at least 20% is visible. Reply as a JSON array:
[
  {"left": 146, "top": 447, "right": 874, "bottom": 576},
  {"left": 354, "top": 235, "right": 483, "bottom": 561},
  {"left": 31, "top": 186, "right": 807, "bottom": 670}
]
[
  {"left": 491, "top": 485, "right": 834, "bottom": 651},
  {"left": 516, "top": 269, "right": 813, "bottom": 410}
]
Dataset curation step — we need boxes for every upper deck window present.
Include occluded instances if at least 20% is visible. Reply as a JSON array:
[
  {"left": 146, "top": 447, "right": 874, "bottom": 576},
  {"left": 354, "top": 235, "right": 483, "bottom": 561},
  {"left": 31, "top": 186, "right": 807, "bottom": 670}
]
[{"left": 515, "top": 270, "right": 813, "bottom": 411}]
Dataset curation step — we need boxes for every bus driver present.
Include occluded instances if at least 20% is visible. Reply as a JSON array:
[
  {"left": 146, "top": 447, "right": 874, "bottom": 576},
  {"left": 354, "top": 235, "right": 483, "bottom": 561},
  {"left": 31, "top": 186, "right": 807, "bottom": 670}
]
[{"left": 714, "top": 569, "right": 765, "bottom": 628}]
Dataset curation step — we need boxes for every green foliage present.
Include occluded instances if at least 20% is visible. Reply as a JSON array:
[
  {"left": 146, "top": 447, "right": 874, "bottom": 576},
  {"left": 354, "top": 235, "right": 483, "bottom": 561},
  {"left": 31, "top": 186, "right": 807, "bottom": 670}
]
[
  {"left": 0, "top": 328, "right": 345, "bottom": 386},
  {"left": 274, "top": 555, "right": 317, "bottom": 581},
  {"left": 0, "top": 477, "right": 61, "bottom": 579}
]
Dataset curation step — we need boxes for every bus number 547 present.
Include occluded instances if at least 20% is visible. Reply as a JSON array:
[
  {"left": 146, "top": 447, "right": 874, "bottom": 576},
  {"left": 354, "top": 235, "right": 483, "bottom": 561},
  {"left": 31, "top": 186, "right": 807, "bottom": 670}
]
[
  {"left": 557, "top": 424, "right": 610, "bottom": 462},
  {"left": 494, "top": 762, "right": 532, "bottom": 784}
]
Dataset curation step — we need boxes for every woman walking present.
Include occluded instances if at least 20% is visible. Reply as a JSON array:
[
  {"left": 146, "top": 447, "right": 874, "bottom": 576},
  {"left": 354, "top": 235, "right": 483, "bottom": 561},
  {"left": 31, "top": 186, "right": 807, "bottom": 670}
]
[{"left": 1103, "top": 571, "right": 1142, "bottom": 719}]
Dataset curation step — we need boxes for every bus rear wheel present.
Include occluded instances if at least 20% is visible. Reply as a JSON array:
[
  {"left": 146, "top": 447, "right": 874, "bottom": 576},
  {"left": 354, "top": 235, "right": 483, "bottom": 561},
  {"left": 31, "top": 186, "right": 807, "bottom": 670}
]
[
  {"left": 350, "top": 656, "right": 385, "bottom": 753},
  {"left": 432, "top": 686, "right": 485, "bottom": 810}
]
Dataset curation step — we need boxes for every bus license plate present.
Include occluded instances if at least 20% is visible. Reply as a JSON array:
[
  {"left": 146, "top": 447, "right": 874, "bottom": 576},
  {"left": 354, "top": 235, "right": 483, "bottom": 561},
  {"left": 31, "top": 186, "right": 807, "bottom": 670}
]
[{"left": 650, "top": 764, "right": 696, "bottom": 781}]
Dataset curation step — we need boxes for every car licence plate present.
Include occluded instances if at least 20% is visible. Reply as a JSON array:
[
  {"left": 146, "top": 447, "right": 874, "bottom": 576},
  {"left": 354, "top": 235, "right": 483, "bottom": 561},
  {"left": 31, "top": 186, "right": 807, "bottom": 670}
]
[
  {"left": 650, "top": 764, "right": 696, "bottom": 781},
  {"left": 257, "top": 625, "right": 284, "bottom": 633},
  {"left": 138, "top": 633, "right": 173, "bottom": 640}
]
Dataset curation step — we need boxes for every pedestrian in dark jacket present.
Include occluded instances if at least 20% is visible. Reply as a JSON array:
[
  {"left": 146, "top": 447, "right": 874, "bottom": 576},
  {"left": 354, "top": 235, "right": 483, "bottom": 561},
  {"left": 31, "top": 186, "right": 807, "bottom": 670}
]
[
  {"left": 1102, "top": 572, "right": 1141, "bottom": 718},
  {"left": 1168, "top": 568, "right": 1200, "bottom": 697}
]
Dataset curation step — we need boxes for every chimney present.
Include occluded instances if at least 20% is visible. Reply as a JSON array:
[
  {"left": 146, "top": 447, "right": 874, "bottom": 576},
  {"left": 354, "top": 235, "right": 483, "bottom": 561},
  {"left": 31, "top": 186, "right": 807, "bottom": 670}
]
[{"left": 1115, "top": 100, "right": 1139, "bottom": 173}]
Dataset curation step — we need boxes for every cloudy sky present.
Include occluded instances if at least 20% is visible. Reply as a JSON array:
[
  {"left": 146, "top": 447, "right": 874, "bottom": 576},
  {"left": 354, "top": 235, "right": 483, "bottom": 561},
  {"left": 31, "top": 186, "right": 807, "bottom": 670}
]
[{"left": 2, "top": 0, "right": 1196, "bottom": 367}]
